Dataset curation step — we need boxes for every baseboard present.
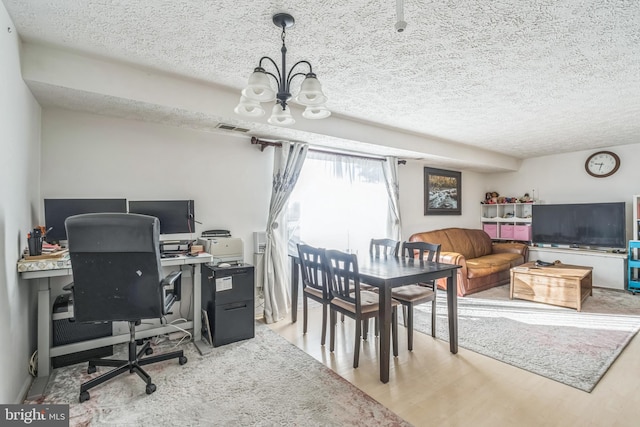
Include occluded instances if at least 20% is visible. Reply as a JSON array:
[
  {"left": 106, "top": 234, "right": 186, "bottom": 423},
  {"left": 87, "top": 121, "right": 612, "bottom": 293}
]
[{"left": 17, "top": 374, "right": 33, "bottom": 404}]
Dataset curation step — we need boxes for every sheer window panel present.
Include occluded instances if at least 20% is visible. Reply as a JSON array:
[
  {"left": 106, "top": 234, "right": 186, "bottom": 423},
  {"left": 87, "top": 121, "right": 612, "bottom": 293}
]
[{"left": 287, "top": 151, "right": 391, "bottom": 255}]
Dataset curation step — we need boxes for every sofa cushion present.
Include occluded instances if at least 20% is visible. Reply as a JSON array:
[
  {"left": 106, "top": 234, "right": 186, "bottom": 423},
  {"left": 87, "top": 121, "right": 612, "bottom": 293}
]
[{"left": 465, "top": 253, "right": 522, "bottom": 278}]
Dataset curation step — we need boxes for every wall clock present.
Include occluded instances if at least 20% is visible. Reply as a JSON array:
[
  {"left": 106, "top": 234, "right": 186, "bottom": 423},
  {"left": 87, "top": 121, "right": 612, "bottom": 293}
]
[{"left": 585, "top": 151, "right": 620, "bottom": 178}]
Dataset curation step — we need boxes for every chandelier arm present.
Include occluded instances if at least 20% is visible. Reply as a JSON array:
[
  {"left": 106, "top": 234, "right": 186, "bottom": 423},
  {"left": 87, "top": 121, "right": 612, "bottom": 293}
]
[
  {"left": 287, "top": 60, "right": 313, "bottom": 82},
  {"left": 258, "top": 56, "right": 283, "bottom": 86},
  {"left": 287, "top": 72, "right": 308, "bottom": 88}
]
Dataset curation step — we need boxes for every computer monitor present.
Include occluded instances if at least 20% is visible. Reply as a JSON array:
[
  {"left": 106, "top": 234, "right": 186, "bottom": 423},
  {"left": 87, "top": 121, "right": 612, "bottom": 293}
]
[
  {"left": 128, "top": 200, "right": 195, "bottom": 235},
  {"left": 44, "top": 198, "right": 127, "bottom": 243}
]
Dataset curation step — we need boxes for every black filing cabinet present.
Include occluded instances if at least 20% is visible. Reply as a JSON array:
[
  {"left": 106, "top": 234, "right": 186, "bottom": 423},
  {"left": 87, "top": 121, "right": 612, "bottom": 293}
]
[{"left": 201, "top": 264, "right": 255, "bottom": 347}]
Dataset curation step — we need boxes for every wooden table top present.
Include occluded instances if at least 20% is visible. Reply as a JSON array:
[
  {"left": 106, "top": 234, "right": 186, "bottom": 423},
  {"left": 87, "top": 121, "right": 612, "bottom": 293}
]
[{"left": 512, "top": 261, "right": 592, "bottom": 278}]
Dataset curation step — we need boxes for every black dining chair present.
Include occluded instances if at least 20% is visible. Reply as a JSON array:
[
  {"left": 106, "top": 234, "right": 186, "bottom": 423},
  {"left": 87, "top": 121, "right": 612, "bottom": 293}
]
[
  {"left": 297, "top": 244, "right": 331, "bottom": 345},
  {"left": 369, "top": 238, "right": 399, "bottom": 257},
  {"left": 362, "top": 238, "right": 400, "bottom": 335},
  {"left": 323, "top": 249, "right": 399, "bottom": 368},
  {"left": 391, "top": 241, "right": 441, "bottom": 351},
  {"left": 65, "top": 213, "right": 188, "bottom": 403}
]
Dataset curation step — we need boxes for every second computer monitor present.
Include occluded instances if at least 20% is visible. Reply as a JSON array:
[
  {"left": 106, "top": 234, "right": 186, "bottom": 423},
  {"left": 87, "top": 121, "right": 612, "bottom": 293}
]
[{"left": 128, "top": 200, "right": 195, "bottom": 235}]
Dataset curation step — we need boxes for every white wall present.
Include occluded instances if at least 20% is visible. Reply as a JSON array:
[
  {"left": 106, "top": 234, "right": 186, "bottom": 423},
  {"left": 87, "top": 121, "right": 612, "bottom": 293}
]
[
  {"left": 42, "top": 108, "right": 499, "bottom": 249},
  {"left": 40, "top": 108, "right": 274, "bottom": 258},
  {"left": 0, "top": 4, "right": 43, "bottom": 403},
  {"left": 399, "top": 160, "right": 487, "bottom": 239},
  {"left": 39, "top": 108, "right": 494, "bottom": 252},
  {"left": 483, "top": 143, "right": 640, "bottom": 241},
  {"left": 400, "top": 142, "right": 640, "bottom": 247}
]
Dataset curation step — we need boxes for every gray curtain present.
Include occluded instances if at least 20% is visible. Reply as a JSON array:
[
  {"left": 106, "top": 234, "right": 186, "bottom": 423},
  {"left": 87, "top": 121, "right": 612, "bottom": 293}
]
[
  {"left": 263, "top": 141, "right": 309, "bottom": 323},
  {"left": 382, "top": 156, "right": 402, "bottom": 241}
]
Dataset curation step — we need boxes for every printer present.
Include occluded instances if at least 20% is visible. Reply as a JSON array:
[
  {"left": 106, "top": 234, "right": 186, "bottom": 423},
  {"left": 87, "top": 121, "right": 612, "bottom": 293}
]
[{"left": 198, "top": 236, "right": 244, "bottom": 266}]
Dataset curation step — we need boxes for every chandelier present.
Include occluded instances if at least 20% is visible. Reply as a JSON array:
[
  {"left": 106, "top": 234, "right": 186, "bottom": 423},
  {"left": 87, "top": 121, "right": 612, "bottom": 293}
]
[{"left": 234, "top": 13, "right": 330, "bottom": 126}]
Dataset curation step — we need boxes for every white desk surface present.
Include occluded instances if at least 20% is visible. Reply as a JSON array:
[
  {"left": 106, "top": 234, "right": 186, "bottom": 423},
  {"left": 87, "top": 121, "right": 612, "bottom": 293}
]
[{"left": 19, "top": 253, "right": 212, "bottom": 278}]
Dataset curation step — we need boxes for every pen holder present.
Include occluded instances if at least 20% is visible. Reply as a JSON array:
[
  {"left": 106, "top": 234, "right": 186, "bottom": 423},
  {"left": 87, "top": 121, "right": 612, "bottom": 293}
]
[{"left": 28, "top": 236, "right": 43, "bottom": 256}]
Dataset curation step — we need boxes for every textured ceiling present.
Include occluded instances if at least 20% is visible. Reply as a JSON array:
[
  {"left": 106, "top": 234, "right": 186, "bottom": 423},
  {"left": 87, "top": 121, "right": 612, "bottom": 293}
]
[{"left": 4, "top": 0, "right": 640, "bottom": 159}]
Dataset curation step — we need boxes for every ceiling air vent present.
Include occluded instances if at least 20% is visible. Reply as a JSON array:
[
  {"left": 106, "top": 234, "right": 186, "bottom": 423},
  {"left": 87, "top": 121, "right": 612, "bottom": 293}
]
[{"left": 216, "top": 123, "right": 251, "bottom": 133}]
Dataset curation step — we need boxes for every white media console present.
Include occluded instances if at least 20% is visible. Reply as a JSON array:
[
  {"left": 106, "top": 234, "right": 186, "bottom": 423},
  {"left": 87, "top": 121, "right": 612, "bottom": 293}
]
[{"left": 528, "top": 246, "right": 627, "bottom": 290}]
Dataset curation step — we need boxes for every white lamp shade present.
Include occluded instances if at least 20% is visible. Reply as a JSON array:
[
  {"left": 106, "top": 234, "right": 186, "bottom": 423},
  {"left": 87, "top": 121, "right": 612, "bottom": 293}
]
[
  {"left": 295, "top": 75, "right": 328, "bottom": 106},
  {"left": 267, "top": 104, "right": 295, "bottom": 126},
  {"left": 302, "top": 104, "right": 331, "bottom": 119},
  {"left": 234, "top": 96, "right": 266, "bottom": 117},
  {"left": 241, "top": 70, "right": 276, "bottom": 102}
]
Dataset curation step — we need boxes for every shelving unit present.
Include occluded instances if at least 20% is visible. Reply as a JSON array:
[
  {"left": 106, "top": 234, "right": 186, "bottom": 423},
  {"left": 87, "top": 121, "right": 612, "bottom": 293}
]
[
  {"left": 633, "top": 195, "right": 640, "bottom": 241},
  {"left": 481, "top": 203, "right": 534, "bottom": 242},
  {"left": 629, "top": 240, "right": 640, "bottom": 294}
]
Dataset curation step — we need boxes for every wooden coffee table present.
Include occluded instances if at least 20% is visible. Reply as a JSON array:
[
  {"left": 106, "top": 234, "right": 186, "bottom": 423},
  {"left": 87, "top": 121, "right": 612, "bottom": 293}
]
[{"left": 510, "top": 262, "right": 593, "bottom": 311}]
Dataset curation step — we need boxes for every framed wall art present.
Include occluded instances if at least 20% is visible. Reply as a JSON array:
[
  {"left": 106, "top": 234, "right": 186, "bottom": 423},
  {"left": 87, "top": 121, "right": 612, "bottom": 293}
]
[{"left": 424, "top": 167, "right": 461, "bottom": 215}]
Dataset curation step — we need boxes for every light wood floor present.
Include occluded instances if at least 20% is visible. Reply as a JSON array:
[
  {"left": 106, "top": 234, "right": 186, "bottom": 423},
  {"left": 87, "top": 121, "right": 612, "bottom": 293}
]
[{"left": 268, "top": 305, "right": 640, "bottom": 427}]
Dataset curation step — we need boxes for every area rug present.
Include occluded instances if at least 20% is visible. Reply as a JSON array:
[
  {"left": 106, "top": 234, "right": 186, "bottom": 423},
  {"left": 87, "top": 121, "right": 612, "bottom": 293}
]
[
  {"left": 25, "top": 322, "right": 411, "bottom": 426},
  {"left": 412, "top": 285, "right": 640, "bottom": 392}
]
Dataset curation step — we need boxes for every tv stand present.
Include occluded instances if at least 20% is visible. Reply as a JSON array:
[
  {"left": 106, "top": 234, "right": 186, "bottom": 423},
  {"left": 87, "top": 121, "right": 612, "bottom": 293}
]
[{"left": 528, "top": 246, "right": 627, "bottom": 290}]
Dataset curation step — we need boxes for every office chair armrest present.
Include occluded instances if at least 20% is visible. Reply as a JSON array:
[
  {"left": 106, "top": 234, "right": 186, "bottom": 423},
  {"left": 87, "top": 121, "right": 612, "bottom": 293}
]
[{"left": 161, "top": 270, "right": 182, "bottom": 286}]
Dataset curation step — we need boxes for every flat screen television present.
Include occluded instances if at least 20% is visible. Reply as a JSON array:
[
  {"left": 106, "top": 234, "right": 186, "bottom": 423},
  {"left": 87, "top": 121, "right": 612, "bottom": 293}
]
[
  {"left": 44, "top": 198, "right": 127, "bottom": 243},
  {"left": 128, "top": 200, "right": 195, "bottom": 235},
  {"left": 531, "top": 202, "right": 626, "bottom": 249}
]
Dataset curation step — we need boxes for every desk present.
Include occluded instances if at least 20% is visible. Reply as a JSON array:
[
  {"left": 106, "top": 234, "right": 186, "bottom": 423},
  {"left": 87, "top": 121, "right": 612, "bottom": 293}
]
[
  {"left": 20, "top": 253, "right": 212, "bottom": 399},
  {"left": 290, "top": 254, "right": 461, "bottom": 383}
]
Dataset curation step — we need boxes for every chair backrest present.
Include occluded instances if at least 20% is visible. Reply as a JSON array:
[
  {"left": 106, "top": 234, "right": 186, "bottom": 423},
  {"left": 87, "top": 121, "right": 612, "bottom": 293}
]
[
  {"left": 297, "top": 244, "right": 329, "bottom": 299},
  {"left": 65, "top": 213, "right": 165, "bottom": 323},
  {"left": 400, "top": 241, "right": 441, "bottom": 263},
  {"left": 369, "top": 238, "right": 399, "bottom": 257},
  {"left": 323, "top": 249, "right": 361, "bottom": 306}
]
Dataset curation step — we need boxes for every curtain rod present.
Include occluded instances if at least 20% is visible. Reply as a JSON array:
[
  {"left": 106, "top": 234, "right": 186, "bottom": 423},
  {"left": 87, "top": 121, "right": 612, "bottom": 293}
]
[{"left": 250, "top": 137, "right": 406, "bottom": 164}]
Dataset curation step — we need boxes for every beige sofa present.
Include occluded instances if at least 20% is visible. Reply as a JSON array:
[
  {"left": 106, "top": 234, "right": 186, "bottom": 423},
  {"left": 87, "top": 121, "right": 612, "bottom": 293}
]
[{"left": 408, "top": 227, "right": 529, "bottom": 296}]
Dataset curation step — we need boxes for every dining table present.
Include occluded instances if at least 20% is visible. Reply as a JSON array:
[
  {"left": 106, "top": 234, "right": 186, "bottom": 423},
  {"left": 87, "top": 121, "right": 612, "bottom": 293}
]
[{"left": 290, "top": 253, "right": 461, "bottom": 383}]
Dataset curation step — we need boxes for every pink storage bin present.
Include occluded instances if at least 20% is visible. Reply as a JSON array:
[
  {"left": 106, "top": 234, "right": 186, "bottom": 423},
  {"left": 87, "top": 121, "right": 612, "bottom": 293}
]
[
  {"left": 500, "top": 224, "right": 514, "bottom": 239},
  {"left": 483, "top": 223, "right": 498, "bottom": 239},
  {"left": 513, "top": 225, "right": 532, "bottom": 241}
]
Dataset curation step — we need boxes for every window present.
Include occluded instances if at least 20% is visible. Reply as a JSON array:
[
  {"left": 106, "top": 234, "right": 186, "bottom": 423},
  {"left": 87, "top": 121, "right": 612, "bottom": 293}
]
[{"left": 287, "top": 151, "right": 391, "bottom": 255}]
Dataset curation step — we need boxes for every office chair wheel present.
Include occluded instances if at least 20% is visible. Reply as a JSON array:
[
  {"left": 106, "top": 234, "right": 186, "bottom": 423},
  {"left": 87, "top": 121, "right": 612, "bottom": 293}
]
[
  {"left": 79, "top": 391, "right": 90, "bottom": 403},
  {"left": 146, "top": 383, "right": 156, "bottom": 394},
  {"left": 179, "top": 356, "right": 188, "bottom": 365},
  {"left": 145, "top": 347, "right": 154, "bottom": 355},
  {"left": 87, "top": 365, "right": 97, "bottom": 374}
]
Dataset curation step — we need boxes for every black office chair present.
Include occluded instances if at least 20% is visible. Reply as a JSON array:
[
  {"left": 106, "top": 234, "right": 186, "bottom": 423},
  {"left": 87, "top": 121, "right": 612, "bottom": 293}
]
[
  {"left": 297, "top": 244, "right": 331, "bottom": 346},
  {"left": 392, "top": 241, "right": 441, "bottom": 351},
  {"left": 65, "top": 213, "right": 187, "bottom": 403}
]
